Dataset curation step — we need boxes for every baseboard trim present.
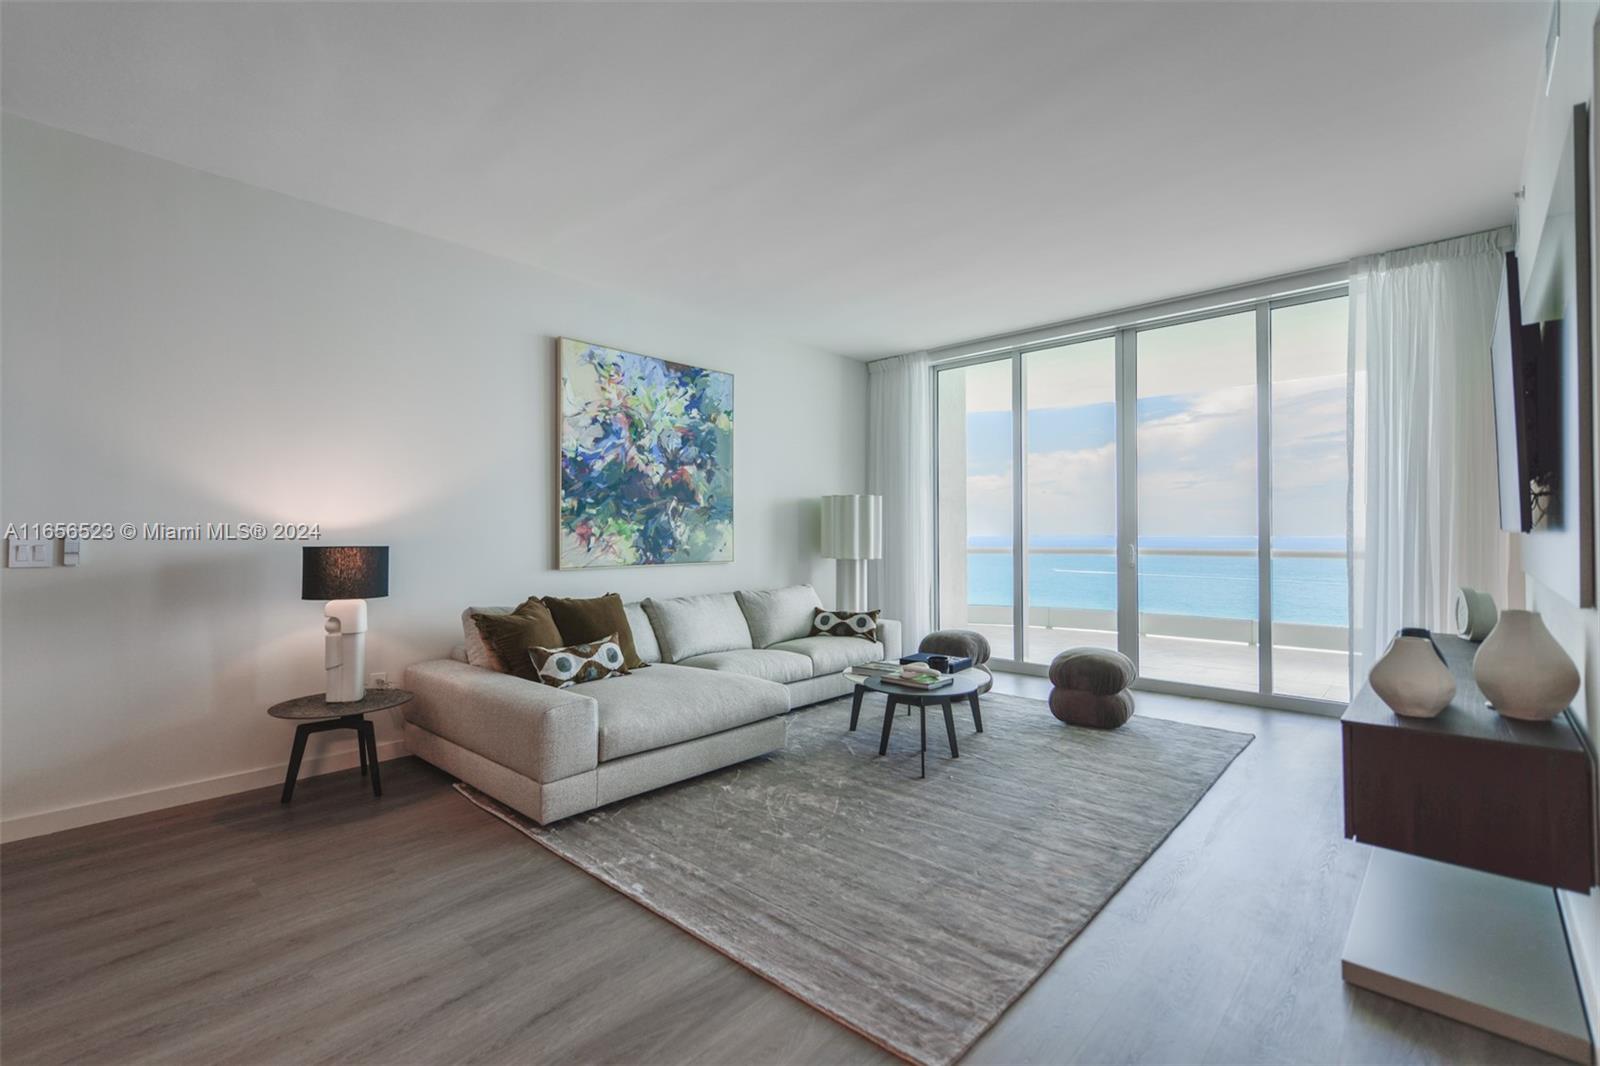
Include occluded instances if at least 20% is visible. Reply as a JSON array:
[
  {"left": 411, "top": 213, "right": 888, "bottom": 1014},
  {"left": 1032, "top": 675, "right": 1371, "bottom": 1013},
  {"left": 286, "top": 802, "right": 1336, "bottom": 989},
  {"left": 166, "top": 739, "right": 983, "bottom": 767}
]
[
  {"left": 1557, "top": 888, "right": 1600, "bottom": 1065},
  {"left": 0, "top": 737, "right": 408, "bottom": 844}
]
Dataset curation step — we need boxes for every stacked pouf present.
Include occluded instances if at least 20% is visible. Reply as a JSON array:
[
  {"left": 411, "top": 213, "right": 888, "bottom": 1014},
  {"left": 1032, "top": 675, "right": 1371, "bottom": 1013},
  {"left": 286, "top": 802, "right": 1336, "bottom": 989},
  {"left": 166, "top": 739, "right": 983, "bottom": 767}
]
[
  {"left": 1048, "top": 647, "right": 1136, "bottom": 729},
  {"left": 917, "top": 629, "right": 994, "bottom": 694}
]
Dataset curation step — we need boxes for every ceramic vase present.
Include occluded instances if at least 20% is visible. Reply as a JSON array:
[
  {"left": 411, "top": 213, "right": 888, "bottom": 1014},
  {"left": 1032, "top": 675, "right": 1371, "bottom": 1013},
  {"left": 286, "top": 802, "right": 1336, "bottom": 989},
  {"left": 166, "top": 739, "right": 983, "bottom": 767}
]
[
  {"left": 1473, "top": 609, "right": 1579, "bottom": 721},
  {"left": 1453, "top": 586, "right": 1499, "bottom": 641},
  {"left": 1369, "top": 627, "right": 1455, "bottom": 718}
]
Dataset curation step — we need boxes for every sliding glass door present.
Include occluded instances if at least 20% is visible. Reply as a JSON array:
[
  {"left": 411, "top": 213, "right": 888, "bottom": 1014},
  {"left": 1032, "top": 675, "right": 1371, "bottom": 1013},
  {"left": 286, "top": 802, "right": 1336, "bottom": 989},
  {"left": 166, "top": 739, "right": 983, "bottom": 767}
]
[
  {"left": 936, "top": 359, "right": 1015, "bottom": 658},
  {"left": 1268, "top": 296, "right": 1350, "bottom": 700},
  {"left": 933, "top": 287, "right": 1350, "bottom": 708},
  {"left": 1022, "top": 338, "right": 1119, "bottom": 665},
  {"left": 1134, "top": 311, "right": 1260, "bottom": 691}
]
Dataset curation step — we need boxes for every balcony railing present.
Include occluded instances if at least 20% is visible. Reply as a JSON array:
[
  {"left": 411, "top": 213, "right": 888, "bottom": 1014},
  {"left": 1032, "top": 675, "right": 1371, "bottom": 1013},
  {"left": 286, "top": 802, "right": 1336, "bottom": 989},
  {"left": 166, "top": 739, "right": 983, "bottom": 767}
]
[{"left": 958, "top": 545, "right": 1347, "bottom": 653}]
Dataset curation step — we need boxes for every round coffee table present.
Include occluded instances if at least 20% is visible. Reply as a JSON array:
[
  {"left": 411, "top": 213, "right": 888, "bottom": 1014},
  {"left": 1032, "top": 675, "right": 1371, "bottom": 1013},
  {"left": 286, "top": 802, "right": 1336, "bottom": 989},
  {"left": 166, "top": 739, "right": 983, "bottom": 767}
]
[
  {"left": 268, "top": 688, "right": 413, "bottom": 803},
  {"left": 842, "top": 669, "right": 986, "bottom": 778}
]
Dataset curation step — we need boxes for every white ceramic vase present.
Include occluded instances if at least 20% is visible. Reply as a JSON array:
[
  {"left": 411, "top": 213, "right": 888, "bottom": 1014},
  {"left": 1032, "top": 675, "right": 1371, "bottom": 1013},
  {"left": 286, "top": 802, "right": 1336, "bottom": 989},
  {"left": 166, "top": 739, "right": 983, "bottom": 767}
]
[
  {"left": 1369, "top": 628, "right": 1455, "bottom": 718},
  {"left": 1473, "top": 609, "right": 1579, "bottom": 721}
]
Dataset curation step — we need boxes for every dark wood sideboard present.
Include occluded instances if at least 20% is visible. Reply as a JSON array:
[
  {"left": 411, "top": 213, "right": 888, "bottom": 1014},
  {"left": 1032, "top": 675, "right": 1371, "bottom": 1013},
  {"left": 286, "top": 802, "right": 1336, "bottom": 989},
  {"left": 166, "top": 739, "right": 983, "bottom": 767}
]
[
  {"left": 1340, "top": 632, "right": 1597, "bottom": 1063},
  {"left": 1342, "top": 634, "right": 1597, "bottom": 892}
]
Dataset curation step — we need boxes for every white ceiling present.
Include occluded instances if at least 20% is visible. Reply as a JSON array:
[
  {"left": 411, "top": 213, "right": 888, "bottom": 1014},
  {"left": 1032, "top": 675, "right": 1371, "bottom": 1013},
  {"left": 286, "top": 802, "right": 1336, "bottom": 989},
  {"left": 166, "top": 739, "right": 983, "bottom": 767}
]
[{"left": 2, "top": 1, "right": 1547, "bottom": 358}]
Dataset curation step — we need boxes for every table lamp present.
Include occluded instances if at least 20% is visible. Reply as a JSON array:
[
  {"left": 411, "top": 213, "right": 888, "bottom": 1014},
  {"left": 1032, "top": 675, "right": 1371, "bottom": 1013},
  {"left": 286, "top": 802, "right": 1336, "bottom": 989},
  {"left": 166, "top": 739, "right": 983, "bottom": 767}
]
[
  {"left": 302, "top": 545, "right": 389, "bottom": 702},
  {"left": 820, "top": 494, "right": 882, "bottom": 613}
]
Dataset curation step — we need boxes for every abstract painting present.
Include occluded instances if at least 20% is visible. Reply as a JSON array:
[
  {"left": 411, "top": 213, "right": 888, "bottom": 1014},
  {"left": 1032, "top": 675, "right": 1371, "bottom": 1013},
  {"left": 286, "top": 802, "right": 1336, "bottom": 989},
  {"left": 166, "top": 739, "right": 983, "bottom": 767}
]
[{"left": 558, "top": 338, "right": 733, "bottom": 568}]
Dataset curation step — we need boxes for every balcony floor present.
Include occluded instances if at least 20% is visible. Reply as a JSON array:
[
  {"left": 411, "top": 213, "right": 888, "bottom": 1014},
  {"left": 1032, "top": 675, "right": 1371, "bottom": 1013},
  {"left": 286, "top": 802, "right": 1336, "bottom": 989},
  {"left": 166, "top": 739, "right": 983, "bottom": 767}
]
[{"left": 969, "top": 623, "right": 1350, "bottom": 704}]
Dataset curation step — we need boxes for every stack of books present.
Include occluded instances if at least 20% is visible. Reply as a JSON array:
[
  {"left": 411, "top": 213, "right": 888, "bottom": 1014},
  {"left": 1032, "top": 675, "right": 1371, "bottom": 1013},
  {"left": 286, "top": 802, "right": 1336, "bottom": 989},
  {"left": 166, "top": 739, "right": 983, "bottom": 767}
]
[{"left": 852, "top": 660, "right": 907, "bottom": 678}]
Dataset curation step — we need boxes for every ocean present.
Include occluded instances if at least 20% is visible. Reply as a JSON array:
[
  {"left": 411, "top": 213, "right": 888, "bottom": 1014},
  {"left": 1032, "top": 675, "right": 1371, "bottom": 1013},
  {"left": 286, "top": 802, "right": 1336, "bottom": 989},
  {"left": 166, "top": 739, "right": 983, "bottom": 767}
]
[{"left": 965, "top": 536, "right": 1348, "bottom": 626}]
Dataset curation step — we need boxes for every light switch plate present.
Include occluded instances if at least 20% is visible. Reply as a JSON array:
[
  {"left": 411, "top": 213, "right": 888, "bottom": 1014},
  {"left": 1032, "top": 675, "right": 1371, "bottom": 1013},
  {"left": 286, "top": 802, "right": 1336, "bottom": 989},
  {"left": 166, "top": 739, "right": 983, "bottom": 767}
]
[
  {"left": 62, "top": 538, "right": 81, "bottom": 566},
  {"left": 8, "top": 538, "right": 51, "bottom": 568}
]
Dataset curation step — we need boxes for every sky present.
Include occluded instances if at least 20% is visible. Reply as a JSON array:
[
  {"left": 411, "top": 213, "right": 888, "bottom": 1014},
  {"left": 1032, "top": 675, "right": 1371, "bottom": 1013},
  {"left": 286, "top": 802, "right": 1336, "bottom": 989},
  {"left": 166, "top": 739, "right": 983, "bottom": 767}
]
[{"left": 948, "top": 296, "right": 1347, "bottom": 545}]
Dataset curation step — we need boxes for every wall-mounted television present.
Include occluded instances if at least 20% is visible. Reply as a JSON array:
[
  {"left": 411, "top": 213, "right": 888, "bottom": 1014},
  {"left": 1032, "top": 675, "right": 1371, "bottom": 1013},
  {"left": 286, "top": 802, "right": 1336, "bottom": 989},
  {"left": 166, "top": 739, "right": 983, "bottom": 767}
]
[{"left": 1491, "top": 250, "right": 1555, "bottom": 533}]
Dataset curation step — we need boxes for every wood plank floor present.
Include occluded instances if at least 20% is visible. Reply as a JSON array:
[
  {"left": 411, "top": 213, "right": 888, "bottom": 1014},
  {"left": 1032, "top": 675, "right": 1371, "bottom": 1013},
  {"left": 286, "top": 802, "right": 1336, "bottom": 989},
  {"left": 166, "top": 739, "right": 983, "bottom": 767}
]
[{"left": 0, "top": 677, "right": 1566, "bottom": 1065}]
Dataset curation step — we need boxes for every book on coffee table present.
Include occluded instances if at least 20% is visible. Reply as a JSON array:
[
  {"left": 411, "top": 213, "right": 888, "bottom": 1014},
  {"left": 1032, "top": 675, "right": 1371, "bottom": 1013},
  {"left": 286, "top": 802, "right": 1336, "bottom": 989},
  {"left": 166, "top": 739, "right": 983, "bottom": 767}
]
[{"left": 879, "top": 672, "right": 954, "bottom": 690}]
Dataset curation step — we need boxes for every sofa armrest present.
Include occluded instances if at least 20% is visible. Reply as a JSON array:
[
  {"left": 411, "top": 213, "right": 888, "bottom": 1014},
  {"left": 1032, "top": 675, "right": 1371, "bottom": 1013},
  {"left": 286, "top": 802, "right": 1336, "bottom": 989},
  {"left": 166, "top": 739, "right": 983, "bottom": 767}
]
[
  {"left": 403, "top": 659, "right": 599, "bottom": 783},
  {"left": 878, "top": 618, "right": 903, "bottom": 661}
]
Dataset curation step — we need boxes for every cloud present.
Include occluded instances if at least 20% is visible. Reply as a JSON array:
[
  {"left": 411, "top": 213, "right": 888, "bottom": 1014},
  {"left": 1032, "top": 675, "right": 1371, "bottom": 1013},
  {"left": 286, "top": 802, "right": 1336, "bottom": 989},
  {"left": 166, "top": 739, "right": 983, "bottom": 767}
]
[{"left": 950, "top": 375, "right": 1346, "bottom": 543}]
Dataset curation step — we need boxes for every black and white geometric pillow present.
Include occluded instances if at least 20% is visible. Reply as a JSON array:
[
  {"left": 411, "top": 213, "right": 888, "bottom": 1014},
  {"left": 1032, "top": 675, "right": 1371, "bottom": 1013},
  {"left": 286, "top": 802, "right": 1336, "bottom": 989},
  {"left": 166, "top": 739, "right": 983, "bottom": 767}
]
[
  {"left": 529, "top": 634, "right": 630, "bottom": 688},
  {"left": 808, "top": 608, "right": 881, "bottom": 642}
]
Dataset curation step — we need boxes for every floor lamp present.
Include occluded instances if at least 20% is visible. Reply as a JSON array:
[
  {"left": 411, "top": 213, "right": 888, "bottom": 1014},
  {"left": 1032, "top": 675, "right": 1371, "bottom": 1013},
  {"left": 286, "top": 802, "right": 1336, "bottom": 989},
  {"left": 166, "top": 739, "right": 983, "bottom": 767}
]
[{"left": 821, "top": 494, "right": 882, "bottom": 613}]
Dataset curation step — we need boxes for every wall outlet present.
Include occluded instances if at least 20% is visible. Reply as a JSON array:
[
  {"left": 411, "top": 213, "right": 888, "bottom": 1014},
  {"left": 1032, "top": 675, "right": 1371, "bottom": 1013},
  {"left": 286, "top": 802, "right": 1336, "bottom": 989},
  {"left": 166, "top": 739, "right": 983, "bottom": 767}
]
[
  {"left": 7, "top": 538, "right": 52, "bottom": 568},
  {"left": 369, "top": 673, "right": 390, "bottom": 690}
]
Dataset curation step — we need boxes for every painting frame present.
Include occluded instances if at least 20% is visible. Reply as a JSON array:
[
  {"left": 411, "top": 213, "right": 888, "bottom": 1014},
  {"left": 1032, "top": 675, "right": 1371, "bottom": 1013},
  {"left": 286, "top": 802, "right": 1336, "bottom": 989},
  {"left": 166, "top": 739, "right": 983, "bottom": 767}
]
[{"left": 555, "top": 337, "right": 735, "bottom": 570}]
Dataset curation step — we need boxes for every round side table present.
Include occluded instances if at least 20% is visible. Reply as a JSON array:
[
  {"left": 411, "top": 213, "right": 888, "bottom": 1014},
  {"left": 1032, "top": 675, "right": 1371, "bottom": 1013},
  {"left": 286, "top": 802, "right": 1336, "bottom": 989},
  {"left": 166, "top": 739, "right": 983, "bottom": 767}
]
[{"left": 268, "top": 688, "right": 413, "bottom": 803}]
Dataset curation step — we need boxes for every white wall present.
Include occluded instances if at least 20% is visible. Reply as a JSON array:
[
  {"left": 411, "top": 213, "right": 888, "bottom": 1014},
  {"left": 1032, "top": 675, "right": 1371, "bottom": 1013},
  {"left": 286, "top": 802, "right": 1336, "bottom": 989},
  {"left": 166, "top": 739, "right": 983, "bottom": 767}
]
[
  {"left": 1514, "top": 0, "right": 1600, "bottom": 1032},
  {"left": 0, "top": 115, "right": 867, "bottom": 840}
]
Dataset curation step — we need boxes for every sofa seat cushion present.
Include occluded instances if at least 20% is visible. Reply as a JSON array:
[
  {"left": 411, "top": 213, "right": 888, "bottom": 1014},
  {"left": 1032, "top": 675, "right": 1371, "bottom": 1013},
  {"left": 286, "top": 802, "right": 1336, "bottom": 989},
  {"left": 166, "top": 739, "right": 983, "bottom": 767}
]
[
  {"left": 680, "top": 648, "right": 814, "bottom": 685},
  {"left": 770, "top": 635, "right": 885, "bottom": 675},
  {"left": 590, "top": 664, "right": 788, "bottom": 761}
]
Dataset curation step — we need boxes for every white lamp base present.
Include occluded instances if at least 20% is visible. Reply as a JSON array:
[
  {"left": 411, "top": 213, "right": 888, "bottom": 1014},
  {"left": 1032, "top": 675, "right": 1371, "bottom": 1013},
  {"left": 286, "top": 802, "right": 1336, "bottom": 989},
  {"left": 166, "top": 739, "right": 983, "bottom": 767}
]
[
  {"left": 835, "top": 560, "right": 870, "bottom": 614},
  {"left": 324, "top": 598, "right": 368, "bottom": 703}
]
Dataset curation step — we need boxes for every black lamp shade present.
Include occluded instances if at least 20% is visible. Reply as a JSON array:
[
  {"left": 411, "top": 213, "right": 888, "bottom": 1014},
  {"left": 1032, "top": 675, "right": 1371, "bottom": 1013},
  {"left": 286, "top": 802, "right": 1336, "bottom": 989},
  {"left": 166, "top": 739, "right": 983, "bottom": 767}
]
[{"left": 302, "top": 546, "right": 389, "bottom": 600}]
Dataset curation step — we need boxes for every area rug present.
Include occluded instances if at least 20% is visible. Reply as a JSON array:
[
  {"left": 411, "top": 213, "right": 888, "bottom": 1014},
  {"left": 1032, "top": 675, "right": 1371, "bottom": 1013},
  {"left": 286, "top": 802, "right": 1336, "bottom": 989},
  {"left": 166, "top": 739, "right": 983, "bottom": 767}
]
[{"left": 456, "top": 691, "right": 1252, "bottom": 1065}]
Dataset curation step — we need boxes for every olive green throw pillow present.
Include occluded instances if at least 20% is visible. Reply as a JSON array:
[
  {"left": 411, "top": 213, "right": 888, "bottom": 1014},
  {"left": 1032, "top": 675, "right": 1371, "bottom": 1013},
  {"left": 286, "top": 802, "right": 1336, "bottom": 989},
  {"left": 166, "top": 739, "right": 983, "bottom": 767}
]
[
  {"left": 543, "top": 593, "right": 649, "bottom": 670},
  {"left": 472, "top": 598, "right": 564, "bottom": 681}
]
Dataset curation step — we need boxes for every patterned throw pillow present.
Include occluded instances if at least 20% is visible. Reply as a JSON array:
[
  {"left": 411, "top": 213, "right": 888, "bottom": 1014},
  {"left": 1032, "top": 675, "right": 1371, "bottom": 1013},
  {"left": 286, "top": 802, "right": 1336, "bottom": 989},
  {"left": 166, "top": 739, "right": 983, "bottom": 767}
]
[
  {"left": 808, "top": 608, "right": 881, "bottom": 642},
  {"left": 529, "top": 634, "right": 630, "bottom": 688}
]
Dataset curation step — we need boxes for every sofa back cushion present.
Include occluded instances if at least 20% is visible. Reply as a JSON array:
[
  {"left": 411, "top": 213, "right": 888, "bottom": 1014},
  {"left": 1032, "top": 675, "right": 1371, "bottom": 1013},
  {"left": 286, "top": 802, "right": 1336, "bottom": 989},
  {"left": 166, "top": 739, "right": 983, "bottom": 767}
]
[
  {"left": 623, "top": 601, "right": 662, "bottom": 663},
  {"left": 736, "top": 585, "right": 825, "bottom": 648},
  {"left": 642, "top": 593, "right": 754, "bottom": 663}
]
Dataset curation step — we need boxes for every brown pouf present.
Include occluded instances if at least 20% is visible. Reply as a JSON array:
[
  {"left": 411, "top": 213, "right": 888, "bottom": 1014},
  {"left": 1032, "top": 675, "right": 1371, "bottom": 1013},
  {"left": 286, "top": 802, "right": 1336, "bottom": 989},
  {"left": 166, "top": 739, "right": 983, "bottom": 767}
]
[
  {"left": 1048, "top": 647, "right": 1137, "bottom": 729},
  {"left": 918, "top": 629, "right": 994, "bottom": 694}
]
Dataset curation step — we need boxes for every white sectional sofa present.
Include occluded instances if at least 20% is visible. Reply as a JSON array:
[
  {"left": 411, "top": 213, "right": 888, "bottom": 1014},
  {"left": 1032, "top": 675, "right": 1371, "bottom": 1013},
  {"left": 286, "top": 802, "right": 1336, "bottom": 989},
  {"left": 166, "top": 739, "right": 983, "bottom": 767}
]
[{"left": 403, "top": 585, "right": 901, "bottom": 824}]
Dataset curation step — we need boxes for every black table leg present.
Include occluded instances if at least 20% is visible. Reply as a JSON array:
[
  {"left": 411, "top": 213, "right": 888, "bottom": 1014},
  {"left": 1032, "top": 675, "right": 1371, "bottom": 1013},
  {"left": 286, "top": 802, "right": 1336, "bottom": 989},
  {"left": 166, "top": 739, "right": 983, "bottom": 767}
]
[
  {"left": 968, "top": 691, "right": 984, "bottom": 733},
  {"left": 941, "top": 699, "right": 959, "bottom": 758},
  {"left": 879, "top": 696, "right": 898, "bottom": 755},
  {"left": 281, "top": 723, "right": 312, "bottom": 804},
  {"left": 849, "top": 686, "right": 865, "bottom": 731},
  {"left": 919, "top": 702, "right": 926, "bottom": 778},
  {"left": 362, "top": 719, "right": 382, "bottom": 797},
  {"left": 281, "top": 715, "right": 379, "bottom": 804}
]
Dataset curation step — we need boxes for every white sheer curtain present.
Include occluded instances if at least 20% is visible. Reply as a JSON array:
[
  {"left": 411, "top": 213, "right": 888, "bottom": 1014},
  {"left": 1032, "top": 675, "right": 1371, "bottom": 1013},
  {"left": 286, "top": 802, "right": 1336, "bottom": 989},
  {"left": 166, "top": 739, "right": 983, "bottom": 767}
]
[
  {"left": 867, "top": 351, "right": 934, "bottom": 646},
  {"left": 1348, "top": 228, "right": 1513, "bottom": 692}
]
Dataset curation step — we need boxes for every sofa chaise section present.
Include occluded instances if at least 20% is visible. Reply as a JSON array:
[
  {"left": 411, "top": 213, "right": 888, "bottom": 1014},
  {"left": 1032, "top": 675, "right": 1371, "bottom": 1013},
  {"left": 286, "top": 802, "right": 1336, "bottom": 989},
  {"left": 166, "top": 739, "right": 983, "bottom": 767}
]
[
  {"left": 405, "top": 657, "right": 789, "bottom": 824},
  {"left": 404, "top": 657, "right": 602, "bottom": 823}
]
